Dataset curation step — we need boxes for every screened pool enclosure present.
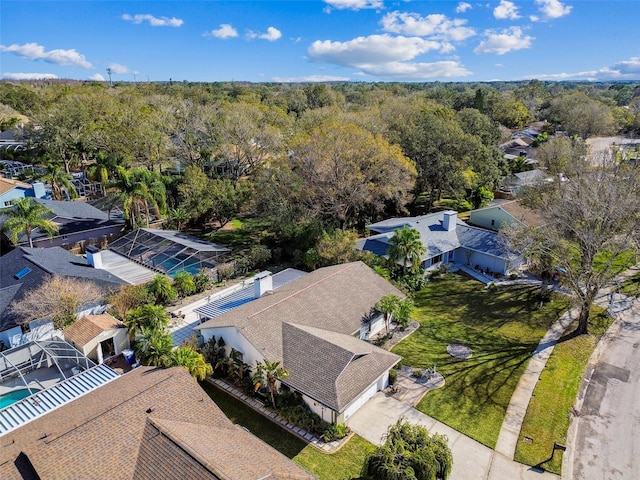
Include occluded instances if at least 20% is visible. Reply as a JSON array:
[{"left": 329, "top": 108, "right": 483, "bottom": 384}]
[{"left": 108, "top": 228, "right": 231, "bottom": 277}]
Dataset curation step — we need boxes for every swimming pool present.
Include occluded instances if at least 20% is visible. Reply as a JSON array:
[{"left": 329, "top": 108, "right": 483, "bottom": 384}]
[{"left": 0, "top": 388, "right": 40, "bottom": 409}]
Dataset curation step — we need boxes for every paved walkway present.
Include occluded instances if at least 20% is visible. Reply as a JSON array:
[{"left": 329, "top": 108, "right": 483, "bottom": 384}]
[
  {"left": 347, "top": 393, "right": 557, "bottom": 480},
  {"left": 495, "top": 265, "right": 640, "bottom": 461}
]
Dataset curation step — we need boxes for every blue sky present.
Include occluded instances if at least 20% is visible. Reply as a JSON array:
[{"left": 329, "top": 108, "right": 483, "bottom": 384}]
[{"left": 1, "top": 1, "right": 639, "bottom": 83}]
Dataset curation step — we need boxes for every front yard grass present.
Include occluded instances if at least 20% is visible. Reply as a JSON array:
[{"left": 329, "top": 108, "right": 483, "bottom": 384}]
[
  {"left": 391, "top": 273, "right": 571, "bottom": 449},
  {"left": 201, "top": 381, "right": 374, "bottom": 480},
  {"left": 619, "top": 270, "right": 640, "bottom": 297},
  {"left": 514, "top": 308, "right": 612, "bottom": 474}
]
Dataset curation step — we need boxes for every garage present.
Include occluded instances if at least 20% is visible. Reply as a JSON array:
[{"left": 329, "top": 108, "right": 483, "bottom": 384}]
[{"left": 342, "top": 380, "right": 380, "bottom": 421}]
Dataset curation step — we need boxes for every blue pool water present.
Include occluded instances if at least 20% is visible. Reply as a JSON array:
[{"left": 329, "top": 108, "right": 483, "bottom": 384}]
[{"left": 0, "top": 388, "right": 40, "bottom": 409}]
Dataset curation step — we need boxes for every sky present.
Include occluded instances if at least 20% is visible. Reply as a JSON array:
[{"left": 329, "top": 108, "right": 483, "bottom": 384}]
[{"left": 1, "top": 1, "right": 639, "bottom": 83}]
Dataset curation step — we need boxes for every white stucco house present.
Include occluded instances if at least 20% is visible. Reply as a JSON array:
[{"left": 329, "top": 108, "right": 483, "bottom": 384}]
[
  {"left": 193, "top": 262, "right": 402, "bottom": 423},
  {"left": 356, "top": 210, "right": 520, "bottom": 276},
  {"left": 63, "top": 313, "right": 130, "bottom": 365}
]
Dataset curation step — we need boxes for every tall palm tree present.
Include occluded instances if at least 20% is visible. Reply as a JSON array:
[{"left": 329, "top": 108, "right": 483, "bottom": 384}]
[
  {"left": 108, "top": 166, "right": 166, "bottom": 228},
  {"left": 39, "top": 163, "right": 78, "bottom": 200},
  {"left": 135, "top": 328, "right": 174, "bottom": 367},
  {"left": 124, "top": 304, "right": 170, "bottom": 341},
  {"left": 173, "top": 346, "right": 213, "bottom": 381},
  {"left": 87, "top": 151, "right": 123, "bottom": 195},
  {"left": 387, "top": 226, "right": 426, "bottom": 274},
  {"left": 1, "top": 198, "right": 59, "bottom": 248},
  {"left": 254, "top": 359, "right": 289, "bottom": 409}
]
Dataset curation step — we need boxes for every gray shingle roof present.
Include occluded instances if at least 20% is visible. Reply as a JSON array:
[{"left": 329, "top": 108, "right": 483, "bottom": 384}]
[
  {"left": 0, "top": 247, "right": 125, "bottom": 331},
  {"left": 282, "top": 323, "right": 399, "bottom": 412},
  {"left": 195, "top": 261, "right": 404, "bottom": 361},
  {"left": 34, "top": 198, "right": 109, "bottom": 220},
  {"left": 359, "top": 212, "right": 514, "bottom": 260}
]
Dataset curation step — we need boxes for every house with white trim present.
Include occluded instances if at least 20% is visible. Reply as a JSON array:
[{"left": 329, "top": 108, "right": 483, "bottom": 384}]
[
  {"left": 194, "top": 261, "right": 402, "bottom": 423},
  {"left": 356, "top": 210, "right": 520, "bottom": 276}
]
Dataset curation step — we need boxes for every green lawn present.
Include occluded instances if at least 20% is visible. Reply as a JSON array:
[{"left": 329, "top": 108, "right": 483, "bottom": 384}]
[
  {"left": 204, "top": 217, "right": 271, "bottom": 254},
  {"left": 391, "top": 273, "right": 571, "bottom": 448},
  {"left": 201, "top": 381, "right": 374, "bottom": 480},
  {"left": 619, "top": 270, "right": 640, "bottom": 297},
  {"left": 514, "top": 309, "right": 613, "bottom": 474}
]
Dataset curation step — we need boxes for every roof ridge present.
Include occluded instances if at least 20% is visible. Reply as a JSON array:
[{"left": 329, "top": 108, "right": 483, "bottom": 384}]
[{"left": 247, "top": 262, "right": 358, "bottom": 319}]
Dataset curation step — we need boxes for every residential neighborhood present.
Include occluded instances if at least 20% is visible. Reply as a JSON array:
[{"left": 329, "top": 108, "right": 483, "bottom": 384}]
[{"left": 1, "top": 74, "right": 640, "bottom": 480}]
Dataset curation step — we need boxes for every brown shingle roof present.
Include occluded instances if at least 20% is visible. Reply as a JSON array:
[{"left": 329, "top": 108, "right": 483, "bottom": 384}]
[
  {"left": 0, "top": 177, "right": 31, "bottom": 196},
  {"left": 63, "top": 313, "right": 125, "bottom": 348},
  {"left": 0, "top": 367, "right": 315, "bottom": 480},
  {"left": 282, "top": 323, "right": 400, "bottom": 412},
  {"left": 498, "top": 200, "right": 546, "bottom": 228},
  {"left": 195, "top": 261, "right": 405, "bottom": 361}
]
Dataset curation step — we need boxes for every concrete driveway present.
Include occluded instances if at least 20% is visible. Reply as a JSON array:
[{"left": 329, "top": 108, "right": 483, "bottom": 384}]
[{"left": 347, "top": 393, "right": 558, "bottom": 480}]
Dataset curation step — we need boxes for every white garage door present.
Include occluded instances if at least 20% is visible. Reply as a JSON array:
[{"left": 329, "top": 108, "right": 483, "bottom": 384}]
[{"left": 343, "top": 381, "right": 379, "bottom": 421}]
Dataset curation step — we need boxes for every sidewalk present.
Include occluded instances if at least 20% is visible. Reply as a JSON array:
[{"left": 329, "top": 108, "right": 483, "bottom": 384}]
[{"left": 494, "top": 264, "right": 640, "bottom": 462}]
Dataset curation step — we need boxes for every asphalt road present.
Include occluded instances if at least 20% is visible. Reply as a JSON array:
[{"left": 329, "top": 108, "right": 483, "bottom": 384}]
[{"left": 566, "top": 298, "right": 640, "bottom": 480}]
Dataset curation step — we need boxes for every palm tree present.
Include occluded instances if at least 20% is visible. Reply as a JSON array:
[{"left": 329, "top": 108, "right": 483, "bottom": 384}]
[
  {"left": 135, "top": 328, "right": 174, "bottom": 367},
  {"left": 1, "top": 198, "right": 59, "bottom": 248},
  {"left": 387, "top": 226, "right": 426, "bottom": 275},
  {"left": 108, "top": 167, "right": 166, "bottom": 228},
  {"left": 375, "top": 295, "right": 401, "bottom": 335},
  {"left": 254, "top": 359, "right": 289, "bottom": 409},
  {"left": 124, "top": 304, "right": 170, "bottom": 341},
  {"left": 173, "top": 346, "right": 213, "bottom": 381},
  {"left": 173, "top": 271, "right": 196, "bottom": 298},
  {"left": 39, "top": 163, "right": 78, "bottom": 200},
  {"left": 169, "top": 207, "right": 189, "bottom": 232},
  {"left": 87, "top": 151, "right": 123, "bottom": 195},
  {"left": 146, "top": 275, "right": 177, "bottom": 305}
]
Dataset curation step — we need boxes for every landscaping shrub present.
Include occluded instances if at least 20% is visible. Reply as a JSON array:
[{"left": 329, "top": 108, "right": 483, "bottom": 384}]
[
  {"left": 322, "top": 423, "right": 349, "bottom": 442},
  {"left": 389, "top": 369, "right": 398, "bottom": 386},
  {"left": 276, "top": 389, "right": 347, "bottom": 441},
  {"left": 193, "top": 269, "right": 212, "bottom": 293}
]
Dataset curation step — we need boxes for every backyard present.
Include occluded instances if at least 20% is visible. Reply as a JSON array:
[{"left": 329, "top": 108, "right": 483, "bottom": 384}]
[
  {"left": 201, "top": 382, "right": 374, "bottom": 480},
  {"left": 391, "top": 272, "right": 571, "bottom": 448}
]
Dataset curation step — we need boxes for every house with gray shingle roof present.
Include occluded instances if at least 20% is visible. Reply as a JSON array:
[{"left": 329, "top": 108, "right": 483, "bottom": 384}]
[
  {"left": 356, "top": 211, "right": 520, "bottom": 276},
  {"left": 0, "top": 198, "right": 124, "bottom": 250},
  {"left": 194, "top": 261, "right": 402, "bottom": 423},
  {"left": 468, "top": 199, "right": 546, "bottom": 232}
]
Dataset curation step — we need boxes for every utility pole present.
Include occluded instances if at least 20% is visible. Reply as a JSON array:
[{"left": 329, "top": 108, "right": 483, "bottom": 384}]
[{"left": 106, "top": 67, "right": 112, "bottom": 87}]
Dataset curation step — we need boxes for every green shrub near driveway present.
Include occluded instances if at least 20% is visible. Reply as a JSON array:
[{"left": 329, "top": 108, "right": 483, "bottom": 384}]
[{"left": 391, "top": 272, "right": 571, "bottom": 448}]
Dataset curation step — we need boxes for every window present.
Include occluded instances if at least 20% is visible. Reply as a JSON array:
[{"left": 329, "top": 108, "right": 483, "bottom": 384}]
[
  {"left": 15, "top": 267, "right": 31, "bottom": 279},
  {"left": 491, "top": 219, "right": 495, "bottom": 226},
  {"left": 431, "top": 254, "right": 443, "bottom": 265}
]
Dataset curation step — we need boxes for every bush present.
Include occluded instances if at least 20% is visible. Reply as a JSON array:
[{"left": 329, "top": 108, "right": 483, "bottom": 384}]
[
  {"left": 249, "top": 244, "right": 272, "bottom": 270},
  {"left": 412, "top": 369, "right": 423, "bottom": 378},
  {"left": 322, "top": 423, "right": 349, "bottom": 442},
  {"left": 193, "top": 269, "right": 212, "bottom": 293},
  {"left": 216, "top": 263, "right": 235, "bottom": 281},
  {"left": 277, "top": 389, "right": 332, "bottom": 437},
  {"left": 389, "top": 369, "right": 398, "bottom": 386},
  {"left": 173, "top": 271, "right": 196, "bottom": 298}
]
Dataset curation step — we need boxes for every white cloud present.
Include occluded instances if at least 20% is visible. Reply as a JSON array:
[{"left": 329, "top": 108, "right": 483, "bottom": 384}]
[
  {"left": 474, "top": 27, "right": 534, "bottom": 55},
  {"left": 206, "top": 24, "right": 239, "bottom": 39},
  {"left": 247, "top": 26, "right": 282, "bottom": 41},
  {"left": 355, "top": 60, "right": 471, "bottom": 79},
  {"left": 260, "top": 27, "right": 282, "bottom": 41},
  {"left": 308, "top": 34, "right": 470, "bottom": 79},
  {"left": 107, "top": 63, "right": 131, "bottom": 74},
  {"left": 530, "top": 15, "right": 540, "bottom": 22},
  {"left": 494, "top": 0, "right": 520, "bottom": 19},
  {"left": 3, "top": 72, "right": 58, "bottom": 80},
  {"left": 122, "top": 14, "right": 183, "bottom": 27},
  {"left": 529, "top": 56, "right": 640, "bottom": 81},
  {"left": 456, "top": 2, "right": 472, "bottom": 13},
  {"left": 89, "top": 73, "right": 105, "bottom": 81},
  {"left": 534, "top": 0, "right": 572, "bottom": 19},
  {"left": 381, "top": 11, "right": 475, "bottom": 41},
  {"left": 271, "top": 74, "right": 352, "bottom": 82},
  {"left": 0, "top": 42, "right": 93, "bottom": 68},
  {"left": 309, "top": 34, "right": 442, "bottom": 65},
  {"left": 323, "top": 0, "right": 383, "bottom": 11}
]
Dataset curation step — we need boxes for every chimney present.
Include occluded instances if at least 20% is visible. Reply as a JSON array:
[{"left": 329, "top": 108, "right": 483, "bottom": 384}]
[
  {"left": 254, "top": 271, "right": 273, "bottom": 298},
  {"left": 442, "top": 211, "right": 458, "bottom": 232},
  {"left": 85, "top": 245, "right": 103, "bottom": 269}
]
